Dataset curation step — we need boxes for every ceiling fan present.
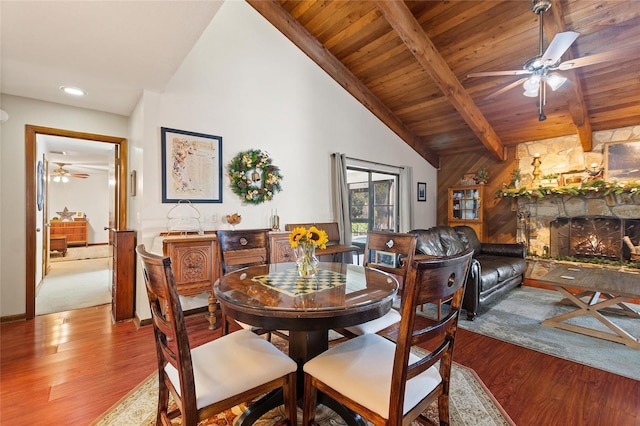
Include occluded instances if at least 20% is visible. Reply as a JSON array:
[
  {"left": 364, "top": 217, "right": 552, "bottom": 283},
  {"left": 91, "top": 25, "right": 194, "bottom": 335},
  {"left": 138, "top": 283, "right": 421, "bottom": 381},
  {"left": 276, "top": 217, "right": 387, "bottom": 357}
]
[
  {"left": 51, "top": 162, "right": 90, "bottom": 182},
  {"left": 467, "top": 0, "right": 640, "bottom": 121}
]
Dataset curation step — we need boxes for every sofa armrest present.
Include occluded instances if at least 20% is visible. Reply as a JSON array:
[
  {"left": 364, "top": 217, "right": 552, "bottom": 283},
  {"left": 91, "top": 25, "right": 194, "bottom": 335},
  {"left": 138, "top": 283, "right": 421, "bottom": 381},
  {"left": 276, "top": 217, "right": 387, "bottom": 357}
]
[{"left": 480, "top": 242, "right": 526, "bottom": 259}]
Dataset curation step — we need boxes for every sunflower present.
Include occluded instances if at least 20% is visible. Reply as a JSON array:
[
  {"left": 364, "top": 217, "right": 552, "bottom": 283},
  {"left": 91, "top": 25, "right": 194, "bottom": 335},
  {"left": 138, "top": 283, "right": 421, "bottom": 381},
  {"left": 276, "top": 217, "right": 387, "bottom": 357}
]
[
  {"left": 288, "top": 226, "right": 329, "bottom": 249},
  {"left": 306, "top": 226, "right": 329, "bottom": 249}
]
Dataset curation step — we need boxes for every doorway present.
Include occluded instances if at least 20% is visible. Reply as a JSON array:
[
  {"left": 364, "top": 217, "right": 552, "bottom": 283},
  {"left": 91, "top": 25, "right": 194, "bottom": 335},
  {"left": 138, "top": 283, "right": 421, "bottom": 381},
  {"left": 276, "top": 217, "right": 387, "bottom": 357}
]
[{"left": 25, "top": 125, "right": 128, "bottom": 320}]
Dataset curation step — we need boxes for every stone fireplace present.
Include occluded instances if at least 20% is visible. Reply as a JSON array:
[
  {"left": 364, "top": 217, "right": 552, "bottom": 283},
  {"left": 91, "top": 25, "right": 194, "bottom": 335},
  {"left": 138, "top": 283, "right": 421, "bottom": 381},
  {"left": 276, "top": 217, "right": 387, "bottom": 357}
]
[
  {"left": 517, "top": 193, "right": 640, "bottom": 263},
  {"left": 550, "top": 216, "right": 640, "bottom": 261}
]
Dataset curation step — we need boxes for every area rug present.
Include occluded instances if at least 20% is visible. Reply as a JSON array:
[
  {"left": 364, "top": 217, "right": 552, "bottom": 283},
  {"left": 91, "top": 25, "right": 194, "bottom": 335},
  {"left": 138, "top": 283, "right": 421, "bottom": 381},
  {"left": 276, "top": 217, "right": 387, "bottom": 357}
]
[
  {"left": 92, "top": 355, "right": 513, "bottom": 425},
  {"left": 420, "top": 286, "right": 640, "bottom": 381},
  {"left": 50, "top": 244, "right": 109, "bottom": 262}
]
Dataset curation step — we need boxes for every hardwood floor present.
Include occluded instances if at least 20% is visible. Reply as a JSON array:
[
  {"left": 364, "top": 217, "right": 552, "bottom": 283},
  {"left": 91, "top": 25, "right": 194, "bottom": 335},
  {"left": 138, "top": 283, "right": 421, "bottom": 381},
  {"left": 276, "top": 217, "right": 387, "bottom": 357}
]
[{"left": 1, "top": 304, "right": 638, "bottom": 425}]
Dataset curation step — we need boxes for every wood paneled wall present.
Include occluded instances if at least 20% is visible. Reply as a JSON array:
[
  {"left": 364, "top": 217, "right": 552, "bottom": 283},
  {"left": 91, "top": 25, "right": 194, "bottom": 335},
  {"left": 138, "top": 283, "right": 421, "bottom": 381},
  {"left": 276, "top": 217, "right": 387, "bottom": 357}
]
[{"left": 437, "top": 147, "right": 519, "bottom": 243}]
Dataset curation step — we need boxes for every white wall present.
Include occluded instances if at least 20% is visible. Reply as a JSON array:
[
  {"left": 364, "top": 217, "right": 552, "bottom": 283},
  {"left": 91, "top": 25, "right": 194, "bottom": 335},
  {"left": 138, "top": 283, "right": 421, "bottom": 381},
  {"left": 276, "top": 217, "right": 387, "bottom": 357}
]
[
  {"left": 127, "top": 1, "right": 437, "bottom": 320},
  {"left": 0, "top": 94, "right": 128, "bottom": 317},
  {"left": 1, "top": 1, "right": 437, "bottom": 319}
]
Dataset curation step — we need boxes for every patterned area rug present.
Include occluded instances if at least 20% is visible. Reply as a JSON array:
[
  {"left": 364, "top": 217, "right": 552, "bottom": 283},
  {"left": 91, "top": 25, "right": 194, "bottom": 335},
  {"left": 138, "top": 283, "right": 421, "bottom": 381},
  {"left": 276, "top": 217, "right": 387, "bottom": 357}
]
[
  {"left": 91, "top": 350, "right": 513, "bottom": 426},
  {"left": 420, "top": 286, "right": 640, "bottom": 381}
]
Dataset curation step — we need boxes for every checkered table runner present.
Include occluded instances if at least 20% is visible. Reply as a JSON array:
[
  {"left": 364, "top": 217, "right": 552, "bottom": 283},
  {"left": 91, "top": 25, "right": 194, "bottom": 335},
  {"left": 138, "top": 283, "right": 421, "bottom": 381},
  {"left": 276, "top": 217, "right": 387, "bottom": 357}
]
[{"left": 251, "top": 268, "right": 346, "bottom": 297}]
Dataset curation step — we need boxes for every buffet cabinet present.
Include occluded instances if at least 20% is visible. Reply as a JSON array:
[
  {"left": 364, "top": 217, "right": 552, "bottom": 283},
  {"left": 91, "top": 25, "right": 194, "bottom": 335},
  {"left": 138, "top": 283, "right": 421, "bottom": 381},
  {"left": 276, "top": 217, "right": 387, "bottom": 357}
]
[
  {"left": 448, "top": 184, "right": 486, "bottom": 241},
  {"left": 161, "top": 234, "right": 221, "bottom": 297},
  {"left": 111, "top": 230, "right": 136, "bottom": 322},
  {"left": 50, "top": 219, "right": 88, "bottom": 246},
  {"left": 269, "top": 232, "right": 296, "bottom": 263}
]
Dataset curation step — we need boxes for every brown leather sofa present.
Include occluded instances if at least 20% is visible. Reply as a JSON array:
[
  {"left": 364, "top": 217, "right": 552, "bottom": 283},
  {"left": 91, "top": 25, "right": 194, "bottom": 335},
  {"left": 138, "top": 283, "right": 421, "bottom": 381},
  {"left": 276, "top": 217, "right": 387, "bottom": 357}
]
[{"left": 410, "top": 225, "right": 526, "bottom": 320}]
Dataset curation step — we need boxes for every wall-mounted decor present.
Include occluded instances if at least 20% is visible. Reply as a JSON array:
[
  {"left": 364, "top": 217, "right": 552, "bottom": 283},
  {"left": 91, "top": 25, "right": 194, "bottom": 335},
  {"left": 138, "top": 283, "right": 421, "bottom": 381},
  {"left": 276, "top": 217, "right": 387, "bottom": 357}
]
[
  {"left": 228, "top": 149, "right": 283, "bottom": 204},
  {"left": 36, "top": 159, "right": 44, "bottom": 211},
  {"left": 161, "top": 127, "right": 222, "bottom": 203},
  {"left": 605, "top": 140, "right": 640, "bottom": 183},
  {"left": 417, "top": 182, "right": 426, "bottom": 202}
]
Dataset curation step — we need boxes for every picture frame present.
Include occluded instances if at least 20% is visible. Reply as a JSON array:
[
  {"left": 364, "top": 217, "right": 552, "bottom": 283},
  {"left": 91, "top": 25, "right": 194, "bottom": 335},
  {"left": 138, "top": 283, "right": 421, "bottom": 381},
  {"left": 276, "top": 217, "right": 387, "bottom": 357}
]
[
  {"left": 417, "top": 182, "right": 427, "bottom": 202},
  {"left": 161, "top": 127, "right": 223, "bottom": 203},
  {"left": 375, "top": 251, "right": 396, "bottom": 268},
  {"left": 604, "top": 140, "right": 640, "bottom": 183}
]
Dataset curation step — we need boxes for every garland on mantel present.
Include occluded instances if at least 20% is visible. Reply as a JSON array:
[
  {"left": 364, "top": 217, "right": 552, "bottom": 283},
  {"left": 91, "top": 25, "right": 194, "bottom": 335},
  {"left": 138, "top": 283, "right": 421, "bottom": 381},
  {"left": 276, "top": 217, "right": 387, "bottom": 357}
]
[{"left": 495, "top": 179, "right": 640, "bottom": 199}]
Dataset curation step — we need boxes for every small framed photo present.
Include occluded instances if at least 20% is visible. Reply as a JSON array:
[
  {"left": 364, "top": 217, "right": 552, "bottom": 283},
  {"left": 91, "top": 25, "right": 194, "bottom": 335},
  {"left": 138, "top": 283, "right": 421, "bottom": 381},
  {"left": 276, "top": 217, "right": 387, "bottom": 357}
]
[
  {"left": 375, "top": 251, "right": 396, "bottom": 268},
  {"left": 417, "top": 182, "right": 427, "bottom": 202},
  {"left": 161, "top": 127, "right": 223, "bottom": 203}
]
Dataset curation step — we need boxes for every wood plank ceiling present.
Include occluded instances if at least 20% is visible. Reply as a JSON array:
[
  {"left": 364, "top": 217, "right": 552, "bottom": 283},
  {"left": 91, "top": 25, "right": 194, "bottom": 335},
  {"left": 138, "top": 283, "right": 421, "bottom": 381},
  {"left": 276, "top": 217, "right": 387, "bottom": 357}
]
[{"left": 247, "top": 0, "right": 640, "bottom": 167}]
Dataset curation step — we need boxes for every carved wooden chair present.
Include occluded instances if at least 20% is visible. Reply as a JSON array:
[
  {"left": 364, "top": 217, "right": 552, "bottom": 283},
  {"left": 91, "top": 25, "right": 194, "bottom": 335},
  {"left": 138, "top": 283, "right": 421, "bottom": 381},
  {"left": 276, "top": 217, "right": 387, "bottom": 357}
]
[
  {"left": 136, "top": 245, "right": 297, "bottom": 426},
  {"left": 336, "top": 230, "right": 417, "bottom": 338},
  {"left": 216, "top": 229, "right": 276, "bottom": 337},
  {"left": 303, "top": 248, "right": 473, "bottom": 426}
]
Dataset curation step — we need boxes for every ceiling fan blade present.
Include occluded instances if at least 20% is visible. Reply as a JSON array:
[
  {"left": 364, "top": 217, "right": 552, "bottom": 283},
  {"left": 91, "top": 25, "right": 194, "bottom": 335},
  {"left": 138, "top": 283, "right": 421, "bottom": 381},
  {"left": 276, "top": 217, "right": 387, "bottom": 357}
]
[
  {"left": 558, "top": 44, "right": 640, "bottom": 70},
  {"left": 467, "top": 70, "right": 531, "bottom": 78},
  {"left": 540, "top": 31, "right": 579, "bottom": 65},
  {"left": 485, "top": 77, "right": 530, "bottom": 100}
]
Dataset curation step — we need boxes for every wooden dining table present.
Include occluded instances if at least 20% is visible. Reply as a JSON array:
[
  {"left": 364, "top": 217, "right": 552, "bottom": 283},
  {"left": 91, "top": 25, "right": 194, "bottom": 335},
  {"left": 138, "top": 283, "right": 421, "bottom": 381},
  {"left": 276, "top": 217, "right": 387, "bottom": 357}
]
[{"left": 214, "top": 261, "right": 399, "bottom": 425}]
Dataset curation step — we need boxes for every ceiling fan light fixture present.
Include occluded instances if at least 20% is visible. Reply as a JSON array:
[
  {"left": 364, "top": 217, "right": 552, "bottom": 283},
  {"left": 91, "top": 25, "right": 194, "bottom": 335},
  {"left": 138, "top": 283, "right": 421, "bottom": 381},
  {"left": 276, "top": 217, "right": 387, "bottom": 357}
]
[
  {"left": 523, "top": 77, "right": 540, "bottom": 92},
  {"left": 545, "top": 73, "right": 567, "bottom": 91}
]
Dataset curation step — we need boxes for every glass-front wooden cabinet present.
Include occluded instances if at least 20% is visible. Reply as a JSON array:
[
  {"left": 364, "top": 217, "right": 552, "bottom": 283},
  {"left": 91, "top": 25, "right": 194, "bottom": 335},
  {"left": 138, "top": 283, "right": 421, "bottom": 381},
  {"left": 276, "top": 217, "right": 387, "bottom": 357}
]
[{"left": 448, "top": 184, "right": 485, "bottom": 240}]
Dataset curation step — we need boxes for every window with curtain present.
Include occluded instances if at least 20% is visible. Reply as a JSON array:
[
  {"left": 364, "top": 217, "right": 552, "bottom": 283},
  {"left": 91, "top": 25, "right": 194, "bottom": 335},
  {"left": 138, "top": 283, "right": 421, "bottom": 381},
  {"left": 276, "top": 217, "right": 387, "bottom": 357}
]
[{"left": 346, "top": 166, "right": 400, "bottom": 245}]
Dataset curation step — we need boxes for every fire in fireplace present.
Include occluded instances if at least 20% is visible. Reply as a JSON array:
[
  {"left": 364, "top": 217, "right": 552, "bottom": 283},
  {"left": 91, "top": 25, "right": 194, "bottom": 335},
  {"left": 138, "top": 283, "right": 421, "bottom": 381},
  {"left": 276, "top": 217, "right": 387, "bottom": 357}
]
[{"left": 550, "top": 216, "right": 640, "bottom": 261}]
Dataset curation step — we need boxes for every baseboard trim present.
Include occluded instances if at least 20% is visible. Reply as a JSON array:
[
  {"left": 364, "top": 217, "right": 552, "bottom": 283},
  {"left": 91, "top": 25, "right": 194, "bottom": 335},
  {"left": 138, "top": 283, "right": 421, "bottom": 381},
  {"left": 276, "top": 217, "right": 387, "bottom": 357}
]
[{"left": 0, "top": 313, "right": 27, "bottom": 323}]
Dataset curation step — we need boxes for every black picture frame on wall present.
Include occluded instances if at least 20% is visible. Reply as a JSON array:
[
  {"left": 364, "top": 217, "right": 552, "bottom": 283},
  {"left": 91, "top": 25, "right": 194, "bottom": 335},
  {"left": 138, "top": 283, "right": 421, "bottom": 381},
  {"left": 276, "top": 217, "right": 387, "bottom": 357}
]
[
  {"left": 417, "top": 182, "right": 426, "bottom": 202},
  {"left": 161, "top": 127, "right": 223, "bottom": 203}
]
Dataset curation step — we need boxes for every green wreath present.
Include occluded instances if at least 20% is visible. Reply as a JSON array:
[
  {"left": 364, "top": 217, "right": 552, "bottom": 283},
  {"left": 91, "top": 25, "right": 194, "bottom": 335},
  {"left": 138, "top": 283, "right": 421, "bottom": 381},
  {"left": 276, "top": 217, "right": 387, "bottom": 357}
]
[{"left": 227, "top": 149, "right": 283, "bottom": 204}]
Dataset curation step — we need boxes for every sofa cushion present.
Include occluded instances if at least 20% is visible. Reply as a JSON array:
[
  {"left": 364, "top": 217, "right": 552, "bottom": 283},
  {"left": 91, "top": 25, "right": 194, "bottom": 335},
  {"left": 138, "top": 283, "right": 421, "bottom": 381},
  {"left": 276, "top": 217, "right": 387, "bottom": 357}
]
[
  {"left": 476, "top": 254, "right": 527, "bottom": 292},
  {"left": 412, "top": 228, "right": 447, "bottom": 256},
  {"left": 438, "top": 226, "right": 467, "bottom": 256},
  {"left": 454, "top": 226, "right": 482, "bottom": 256}
]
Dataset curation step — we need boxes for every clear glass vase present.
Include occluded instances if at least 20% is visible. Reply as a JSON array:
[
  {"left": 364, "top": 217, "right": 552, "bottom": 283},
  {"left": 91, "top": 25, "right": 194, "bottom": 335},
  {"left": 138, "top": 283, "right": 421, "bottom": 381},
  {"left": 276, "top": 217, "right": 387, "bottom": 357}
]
[{"left": 295, "top": 242, "right": 319, "bottom": 278}]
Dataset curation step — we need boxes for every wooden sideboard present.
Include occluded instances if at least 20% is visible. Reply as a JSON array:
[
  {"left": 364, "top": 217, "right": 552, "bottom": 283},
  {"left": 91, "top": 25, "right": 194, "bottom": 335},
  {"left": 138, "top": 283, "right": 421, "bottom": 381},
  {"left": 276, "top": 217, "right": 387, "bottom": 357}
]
[
  {"left": 269, "top": 232, "right": 296, "bottom": 263},
  {"left": 112, "top": 230, "right": 136, "bottom": 322},
  {"left": 160, "top": 233, "right": 221, "bottom": 329},
  {"left": 50, "top": 219, "right": 88, "bottom": 246}
]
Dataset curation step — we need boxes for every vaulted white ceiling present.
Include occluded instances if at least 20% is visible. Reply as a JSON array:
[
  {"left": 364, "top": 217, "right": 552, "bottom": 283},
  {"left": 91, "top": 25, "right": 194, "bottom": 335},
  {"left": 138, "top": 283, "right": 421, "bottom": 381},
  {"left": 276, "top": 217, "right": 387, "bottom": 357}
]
[{"left": 1, "top": 1, "right": 222, "bottom": 116}]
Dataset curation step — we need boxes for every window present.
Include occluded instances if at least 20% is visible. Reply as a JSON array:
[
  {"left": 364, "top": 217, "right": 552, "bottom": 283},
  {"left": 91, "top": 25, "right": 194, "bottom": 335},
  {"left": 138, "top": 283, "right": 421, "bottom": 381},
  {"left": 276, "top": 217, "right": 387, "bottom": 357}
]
[{"left": 347, "top": 167, "right": 399, "bottom": 244}]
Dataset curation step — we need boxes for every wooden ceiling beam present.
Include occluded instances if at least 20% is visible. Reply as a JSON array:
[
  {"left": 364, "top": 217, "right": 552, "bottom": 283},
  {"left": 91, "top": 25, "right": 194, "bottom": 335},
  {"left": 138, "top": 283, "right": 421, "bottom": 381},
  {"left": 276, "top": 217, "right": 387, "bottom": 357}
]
[
  {"left": 375, "top": 0, "right": 506, "bottom": 162},
  {"left": 246, "top": 0, "right": 440, "bottom": 167},
  {"left": 547, "top": 0, "right": 592, "bottom": 152}
]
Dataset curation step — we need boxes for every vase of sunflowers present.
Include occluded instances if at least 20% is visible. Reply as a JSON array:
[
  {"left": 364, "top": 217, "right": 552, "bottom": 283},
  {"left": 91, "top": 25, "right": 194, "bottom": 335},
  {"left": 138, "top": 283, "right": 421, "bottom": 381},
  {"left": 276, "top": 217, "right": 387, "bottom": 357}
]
[{"left": 289, "top": 225, "right": 329, "bottom": 278}]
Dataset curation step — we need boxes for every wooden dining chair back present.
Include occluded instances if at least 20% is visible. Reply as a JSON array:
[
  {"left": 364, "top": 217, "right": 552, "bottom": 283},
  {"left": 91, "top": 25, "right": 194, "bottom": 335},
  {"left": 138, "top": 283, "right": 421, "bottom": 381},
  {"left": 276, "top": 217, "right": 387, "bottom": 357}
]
[
  {"left": 363, "top": 230, "right": 417, "bottom": 290},
  {"left": 338, "top": 230, "right": 417, "bottom": 337},
  {"left": 303, "top": 248, "right": 474, "bottom": 426},
  {"left": 136, "top": 245, "right": 297, "bottom": 426},
  {"left": 216, "top": 229, "right": 270, "bottom": 274},
  {"left": 216, "top": 229, "right": 277, "bottom": 337}
]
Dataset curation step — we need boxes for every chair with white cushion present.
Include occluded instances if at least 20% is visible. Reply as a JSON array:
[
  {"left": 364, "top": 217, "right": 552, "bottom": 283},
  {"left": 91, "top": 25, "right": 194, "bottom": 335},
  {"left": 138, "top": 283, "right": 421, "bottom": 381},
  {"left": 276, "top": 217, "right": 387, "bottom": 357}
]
[
  {"left": 302, "top": 248, "right": 473, "bottom": 426},
  {"left": 337, "top": 230, "right": 416, "bottom": 338},
  {"left": 136, "top": 245, "right": 297, "bottom": 426}
]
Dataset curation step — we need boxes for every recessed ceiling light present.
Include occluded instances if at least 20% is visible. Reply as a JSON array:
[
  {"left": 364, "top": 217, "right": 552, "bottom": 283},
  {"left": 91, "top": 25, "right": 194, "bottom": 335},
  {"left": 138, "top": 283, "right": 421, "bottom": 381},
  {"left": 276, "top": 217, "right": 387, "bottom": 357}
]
[{"left": 60, "top": 86, "right": 87, "bottom": 96}]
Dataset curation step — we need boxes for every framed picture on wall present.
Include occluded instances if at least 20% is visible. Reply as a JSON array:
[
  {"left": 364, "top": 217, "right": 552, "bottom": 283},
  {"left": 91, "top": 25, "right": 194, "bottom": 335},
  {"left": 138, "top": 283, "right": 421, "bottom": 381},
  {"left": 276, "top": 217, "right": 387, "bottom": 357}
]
[
  {"left": 417, "top": 182, "right": 427, "bottom": 202},
  {"left": 161, "top": 127, "right": 223, "bottom": 203},
  {"left": 604, "top": 140, "right": 640, "bottom": 183}
]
